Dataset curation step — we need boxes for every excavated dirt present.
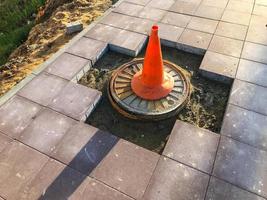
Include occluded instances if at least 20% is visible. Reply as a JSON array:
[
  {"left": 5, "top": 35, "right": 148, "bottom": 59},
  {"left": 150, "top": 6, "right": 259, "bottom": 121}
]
[
  {"left": 79, "top": 47, "right": 230, "bottom": 153},
  {"left": 0, "top": 0, "right": 112, "bottom": 96}
]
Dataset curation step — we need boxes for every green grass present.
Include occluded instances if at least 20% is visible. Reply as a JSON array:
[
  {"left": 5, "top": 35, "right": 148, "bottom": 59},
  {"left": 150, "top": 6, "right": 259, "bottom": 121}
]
[{"left": 0, "top": 0, "right": 46, "bottom": 65}]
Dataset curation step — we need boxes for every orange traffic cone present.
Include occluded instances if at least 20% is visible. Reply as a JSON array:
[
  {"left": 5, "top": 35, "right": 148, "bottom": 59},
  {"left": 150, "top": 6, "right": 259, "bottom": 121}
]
[{"left": 131, "top": 25, "right": 174, "bottom": 100}]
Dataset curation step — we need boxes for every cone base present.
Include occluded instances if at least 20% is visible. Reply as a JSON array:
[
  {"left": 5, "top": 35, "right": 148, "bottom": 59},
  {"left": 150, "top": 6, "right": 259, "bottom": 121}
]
[{"left": 131, "top": 71, "right": 174, "bottom": 100}]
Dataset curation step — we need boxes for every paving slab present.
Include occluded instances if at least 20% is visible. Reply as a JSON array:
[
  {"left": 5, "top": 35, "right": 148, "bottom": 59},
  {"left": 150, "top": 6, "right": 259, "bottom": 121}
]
[
  {"left": 177, "top": 29, "right": 213, "bottom": 55},
  {"left": 256, "top": 0, "right": 267, "bottom": 6},
  {"left": 229, "top": 79, "right": 267, "bottom": 115},
  {"left": 18, "top": 73, "right": 68, "bottom": 106},
  {"left": 215, "top": 21, "right": 247, "bottom": 40},
  {"left": 161, "top": 12, "right": 192, "bottom": 28},
  {"left": 213, "top": 136, "right": 267, "bottom": 198},
  {"left": 0, "top": 132, "right": 12, "bottom": 153},
  {"left": 201, "top": 0, "right": 228, "bottom": 8},
  {"left": 200, "top": 51, "right": 239, "bottom": 81},
  {"left": 109, "top": 29, "right": 147, "bottom": 56},
  {"left": 71, "top": 177, "right": 134, "bottom": 200},
  {"left": 221, "top": 104, "right": 267, "bottom": 151},
  {"left": 221, "top": 10, "right": 251, "bottom": 25},
  {"left": 49, "top": 82, "right": 101, "bottom": 121},
  {"left": 16, "top": 158, "right": 87, "bottom": 200},
  {"left": 195, "top": 5, "right": 224, "bottom": 20},
  {"left": 85, "top": 24, "right": 122, "bottom": 43},
  {"left": 246, "top": 15, "right": 267, "bottom": 46},
  {"left": 125, "top": 0, "right": 151, "bottom": 5},
  {"left": 45, "top": 53, "right": 90, "bottom": 81},
  {"left": 91, "top": 140, "right": 159, "bottom": 199},
  {"left": 187, "top": 17, "right": 219, "bottom": 34},
  {"left": 157, "top": 23, "right": 184, "bottom": 47},
  {"left": 208, "top": 35, "right": 244, "bottom": 58},
  {"left": 146, "top": 0, "right": 175, "bottom": 10},
  {"left": 236, "top": 59, "right": 267, "bottom": 87},
  {"left": 242, "top": 42, "right": 267, "bottom": 64},
  {"left": 66, "top": 37, "right": 107, "bottom": 64},
  {"left": 19, "top": 109, "right": 76, "bottom": 155},
  {"left": 226, "top": 0, "right": 253, "bottom": 13},
  {"left": 163, "top": 120, "right": 219, "bottom": 173},
  {"left": 143, "top": 156, "right": 210, "bottom": 200},
  {"left": 169, "top": 0, "right": 200, "bottom": 15},
  {"left": 206, "top": 176, "right": 265, "bottom": 200},
  {"left": 138, "top": 7, "right": 166, "bottom": 21},
  {"left": 114, "top": 2, "right": 143, "bottom": 17},
  {"left": 253, "top": 4, "right": 267, "bottom": 17},
  {"left": 0, "top": 96, "right": 42, "bottom": 138},
  {"left": 0, "top": 141, "right": 48, "bottom": 199},
  {"left": 52, "top": 123, "right": 119, "bottom": 175}
]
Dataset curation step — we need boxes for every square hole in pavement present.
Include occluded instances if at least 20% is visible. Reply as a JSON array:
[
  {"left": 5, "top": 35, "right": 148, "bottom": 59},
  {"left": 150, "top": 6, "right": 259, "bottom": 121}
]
[{"left": 79, "top": 46, "right": 231, "bottom": 153}]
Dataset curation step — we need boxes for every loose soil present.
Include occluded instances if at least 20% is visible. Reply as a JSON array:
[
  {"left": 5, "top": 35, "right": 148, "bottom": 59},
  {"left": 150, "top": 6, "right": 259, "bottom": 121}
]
[{"left": 79, "top": 47, "right": 230, "bottom": 153}]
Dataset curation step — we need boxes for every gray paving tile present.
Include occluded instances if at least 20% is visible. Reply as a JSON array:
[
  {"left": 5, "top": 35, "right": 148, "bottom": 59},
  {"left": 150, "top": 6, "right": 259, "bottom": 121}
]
[
  {"left": 143, "top": 157, "right": 210, "bottom": 200},
  {"left": 163, "top": 120, "right": 219, "bottom": 173},
  {"left": 229, "top": 79, "right": 267, "bottom": 115},
  {"left": 71, "top": 178, "right": 134, "bottom": 200},
  {"left": 85, "top": 24, "right": 122, "bottom": 43},
  {"left": 161, "top": 12, "right": 192, "bottom": 28},
  {"left": 114, "top": 2, "right": 143, "bottom": 17},
  {"left": 246, "top": 16, "right": 267, "bottom": 46},
  {"left": 91, "top": 140, "right": 159, "bottom": 199},
  {"left": 213, "top": 136, "right": 267, "bottom": 198},
  {"left": 0, "top": 96, "right": 42, "bottom": 138},
  {"left": 222, "top": 10, "right": 251, "bottom": 25},
  {"left": 66, "top": 37, "right": 107, "bottom": 64},
  {"left": 209, "top": 35, "right": 244, "bottom": 58},
  {"left": 0, "top": 132, "right": 12, "bottom": 153},
  {"left": 237, "top": 59, "right": 267, "bottom": 87},
  {"left": 138, "top": 7, "right": 166, "bottom": 21},
  {"left": 170, "top": 0, "right": 200, "bottom": 15},
  {"left": 200, "top": 51, "right": 239, "bottom": 80},
  {"left": 201, "top": 0, "right": 228, "bottom": 8},
  {"left": 52, "top": 123, "right": 118, "bottom": 175},
  {"left": 221, "top": 104, "right": 267, "bottom": 151},
  {"left": 215, "top": 22, "right": 247, "bottom": 40},
  {"left": 206, "top": 177, "right": 265, "bottom": 200},
  {"left": 157, "top": 23, "right": 184, "bottom": 47},
  {"left": 146, "top": 0, "right": 175, "bottom": 10},
  {"left": 242, "top": 42, "right": 267, "bottom": 64},
  {"left": 16, "top": 159, "right": 87, "bottom": 200},
  {"left": 18, "top": 73, "right": 68, "bottom": 106},
  {"left": 19, "top": 109, "right": 76, "bottom": 155},
  {"left": 0, "top": 141, "right": 48, "bottom": 199},
  {"left": 109, "top": 30, "right": 147, "bottom": 56},
  {"left": 195, "top": 5, "right": 224, "bottom": 20},
  {"left": 226, "top": 0, "right": 253, "bottom": 13},
  {"left": 125, "top": 0, "right": 151, "bottom": 5},
  {"left": 187, "top": 17, "right": 219, "bottom": 34},
  {"left": 177, "top": 29, "right": 212, "bottom": 55},
  {"left": 49, "top": 82, "right": 101, "bottom": 121},
  {"left": 45, "top": 53, "right": 90, "bottom": 81}
]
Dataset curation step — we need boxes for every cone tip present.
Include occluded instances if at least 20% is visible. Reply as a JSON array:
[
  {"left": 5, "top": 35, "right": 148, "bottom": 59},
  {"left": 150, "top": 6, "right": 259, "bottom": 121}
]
[{"left": 152, "top": 25, "right": 159, "bottom": 32}]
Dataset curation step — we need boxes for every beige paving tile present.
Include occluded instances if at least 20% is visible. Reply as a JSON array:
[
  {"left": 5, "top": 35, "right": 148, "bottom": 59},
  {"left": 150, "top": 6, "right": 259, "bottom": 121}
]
[
  {"left": 178, "top": 29, "right": 212, "bottom": 54},
  {"left": 200, "top": 51, "right": 239, "bottom": 78},
  {"left": 201, "top": 0, "right": 228, "bottom": 8},
  {"left": 215, "top": 21, "right": 247, "bottom": 40},
  {"left": 187, "top": 17, "right": 219, "bottom": 34},
  {"left": 158, "top": 23, "right": 184, "bottom": 47},
  {"left": 161, "top": 12, "right": 191, "bottom": 28},
  {"left": 138, "top": 7, "right": 166, "bottom": 21},
  {"left": 114, "top": 2, "right": 143, "bottom": 17},
  {"left": 209, "top": 35, "right": 244, "bottom": 57},
  {"left": 169, "top": 0, "right": 200, "bottom": 15},
  {"left": 256, "top": 0, "right": 267, "bottom": 6},
  {"left": 195, "top": 5, "right": 224, "bottom": 20},
  {"left": 125, "top": 0, "right": 151, "bottom": 5},
  {"left": 222, "top": 10, "right": 251, "bottom": 25},
  {"left": 242, "top": 42, "right": 267, "bottom": 64},
  {"left": 246, "top": 15, "right": 267, "bottom": 45},
  {"left": 226, "top": 0, "right": 254, "bottom": 13},
  {"left": 147, "top": 0, "right": 176, "bottom": 10},
  {"left": 253, "top": 4, "right": 267, "bottom": 17}
]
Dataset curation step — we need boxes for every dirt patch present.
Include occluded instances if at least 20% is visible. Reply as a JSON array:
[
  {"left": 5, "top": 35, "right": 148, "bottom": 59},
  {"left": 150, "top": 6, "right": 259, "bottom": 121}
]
[
  {"left": 79, "top": 47, "right": 230, "bottom": 153},
  {"left": 0, "top": 0, "right": 112, "bottom": 97}
]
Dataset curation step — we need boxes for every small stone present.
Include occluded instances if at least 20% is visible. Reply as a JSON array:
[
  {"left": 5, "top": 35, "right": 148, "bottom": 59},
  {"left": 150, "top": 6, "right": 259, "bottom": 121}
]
[
  {"left": 204, "top": 92, "right": 214, "bottom": 106},
  {"left": 66, "top": 21, "right": 83, "bottom": 35}
]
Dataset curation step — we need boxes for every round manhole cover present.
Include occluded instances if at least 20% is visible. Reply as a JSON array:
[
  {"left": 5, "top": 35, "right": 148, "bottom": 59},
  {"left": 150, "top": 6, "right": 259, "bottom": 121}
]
[{"left": 108, "top": 58, "right": 190, "bottom": 120}]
